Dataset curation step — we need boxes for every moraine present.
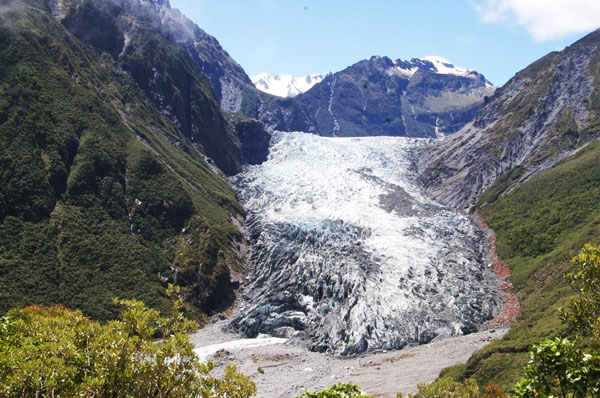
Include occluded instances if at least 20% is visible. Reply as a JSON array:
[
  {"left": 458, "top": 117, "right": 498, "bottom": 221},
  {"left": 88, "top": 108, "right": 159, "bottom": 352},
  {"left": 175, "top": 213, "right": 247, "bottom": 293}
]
[{"left": 231, "top": 131, "right": 501, "bottom": 355}]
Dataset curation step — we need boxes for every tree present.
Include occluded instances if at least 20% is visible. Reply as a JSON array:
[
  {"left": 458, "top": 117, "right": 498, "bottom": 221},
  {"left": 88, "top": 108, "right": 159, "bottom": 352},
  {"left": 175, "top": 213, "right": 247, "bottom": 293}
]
[
  {"left": 0, "top": 285, "right": 256, "bottom": 397},
  {"left": 514, "top": 244, "right": 600, "bottom": 398},
  {"left": 561, "top": 243, "right": 600, "bottom": 340}
]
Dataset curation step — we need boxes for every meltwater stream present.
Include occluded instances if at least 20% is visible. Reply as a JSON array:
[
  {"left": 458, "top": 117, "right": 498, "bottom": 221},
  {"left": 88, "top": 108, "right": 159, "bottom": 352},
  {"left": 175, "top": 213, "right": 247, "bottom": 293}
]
[{"left": 231, "top": 132, "right": 500, "bottom": 355}]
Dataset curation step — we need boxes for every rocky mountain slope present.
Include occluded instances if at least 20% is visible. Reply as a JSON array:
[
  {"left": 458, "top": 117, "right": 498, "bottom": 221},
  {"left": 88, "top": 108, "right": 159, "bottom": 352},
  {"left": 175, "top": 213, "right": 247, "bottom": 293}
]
[
  {"left": 420, "top": 29, "right": 600, "bottom": 209},
  {"left": 6, "top": 3, "right": 600, "bottom": 393},
  {"left": 417, "top": 28, "right": 600, "bottom": 389},
  {"left": 446, "top": 138, "right": 600, "bottom": 389},
  {"left": 0, "top": 0, "right": 268, "bottom": 320},
  {"left": 53, "top": 0, "right": 270, "bottom": 175},
  {"left": 102, "top": 3, "right": 495, "bottom": 140},
  {"left": 70, "top": 0, "right": 494, "bottom": 139},
  {"left": 251, "top": 72, "right": 329, "bottom": 98},
  {"left": 60, "top": 0, "right": 265, "bottom": 118},
  {"left": 258, "top": 56, "right": 495, "bottom": 137}
]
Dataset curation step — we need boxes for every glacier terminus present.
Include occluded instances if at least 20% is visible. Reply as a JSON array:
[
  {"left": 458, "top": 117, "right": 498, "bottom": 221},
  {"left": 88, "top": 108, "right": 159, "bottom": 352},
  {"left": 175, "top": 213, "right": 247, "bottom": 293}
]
[{"left": 231, "top": 132, "right": 502, "bottom": 355}]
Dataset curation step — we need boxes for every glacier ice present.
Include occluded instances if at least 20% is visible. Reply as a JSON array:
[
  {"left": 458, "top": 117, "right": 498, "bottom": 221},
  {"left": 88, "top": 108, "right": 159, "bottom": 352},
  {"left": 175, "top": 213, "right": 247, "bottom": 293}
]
[{"left": 231, "top": 132, "right": 501, "bottom": 355}]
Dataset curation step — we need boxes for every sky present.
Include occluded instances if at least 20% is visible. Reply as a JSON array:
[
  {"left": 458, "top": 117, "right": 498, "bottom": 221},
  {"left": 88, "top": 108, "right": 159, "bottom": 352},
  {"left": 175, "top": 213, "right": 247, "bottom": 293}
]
[{"left": 169, "top": 0, "right": 600, "bottom": 86}]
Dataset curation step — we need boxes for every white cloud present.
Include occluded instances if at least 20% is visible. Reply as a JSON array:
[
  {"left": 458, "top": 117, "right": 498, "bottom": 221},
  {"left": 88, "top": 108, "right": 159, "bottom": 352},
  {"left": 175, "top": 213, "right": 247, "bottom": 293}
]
[{"left": 474, "top": 0, "right": 600, "bottom": 41}]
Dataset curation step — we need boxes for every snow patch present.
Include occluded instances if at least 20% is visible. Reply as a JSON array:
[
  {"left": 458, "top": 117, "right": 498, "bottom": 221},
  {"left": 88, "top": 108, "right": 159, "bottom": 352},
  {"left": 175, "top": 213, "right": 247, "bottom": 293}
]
[
  {"left": 194, "top": 337, "right": 288, "bottom": 361},
  {"left": 421, "top": 55, "right": 474, "bottom": 77},
  {"left": 251, "top": 72, "right": 330, "bottom": 97}
]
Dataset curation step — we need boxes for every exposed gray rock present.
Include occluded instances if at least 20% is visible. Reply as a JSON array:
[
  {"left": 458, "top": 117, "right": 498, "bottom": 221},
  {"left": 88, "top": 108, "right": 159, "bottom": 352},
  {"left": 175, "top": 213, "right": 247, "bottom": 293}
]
[
  {"left": 70, "top": 0, "right": 495, "bottom": 141},
  {"left": 258, "top": 56, "right": 495, "bottom": 137},
  {"left": 420, "top": 30, "right": 600, "bottom": 208},
  {"left": 226, "top": 114, "right": 271, "bottom": 165}
]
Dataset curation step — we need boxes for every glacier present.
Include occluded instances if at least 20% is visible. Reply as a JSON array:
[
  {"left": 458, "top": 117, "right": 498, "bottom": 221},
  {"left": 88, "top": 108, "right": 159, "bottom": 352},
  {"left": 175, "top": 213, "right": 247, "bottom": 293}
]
[{"left": 231, "top": 132, "right": 501, "bottom": 355}]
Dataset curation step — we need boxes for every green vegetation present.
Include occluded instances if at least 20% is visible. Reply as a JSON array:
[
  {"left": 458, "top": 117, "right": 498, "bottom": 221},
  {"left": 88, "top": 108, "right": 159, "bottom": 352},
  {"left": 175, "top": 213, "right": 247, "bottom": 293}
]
[
  {"left": 397, "top": 378, "right": 507, "bottom": 398},
  {"left": 482, "top": 39, "right": 600, "bottom": 200},
  {"left": 437, "top": 29, "right": 600, "bottom": 391},
  {"left": 0, "top": 285, "right": 256, "bottom": 397},
  {"left": 513, "top": 244, "right": 600, "bottom": 398},
  {"left": 396, "top": 244, "right": 600, "bottom": 398},
  {"left": 0, "top": 3, "right": 244, "bottom": 321},
  {"left": 119, "top": 21, "right": 242, "bottom": 175},
  {"left": 442, "top": 137, "right": 600, "bottom": 389},
  {"left": 514, "top": 337, "right": 600, "bottom": 398},
  {"left": 62, "top": 0, "right": 124, "bottom": 59},
  {"left": 297, "top": 383, "right": 373, "bottom": 398},
  {"left": 405, "top": 378, "right": 479, "bottom": 398}
]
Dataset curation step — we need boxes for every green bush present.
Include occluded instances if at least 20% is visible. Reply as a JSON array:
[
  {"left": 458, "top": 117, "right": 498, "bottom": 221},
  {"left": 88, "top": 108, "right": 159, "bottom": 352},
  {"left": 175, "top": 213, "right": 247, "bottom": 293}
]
[
  {"left": 398, "top": 378, "right": 481, "bottom": 398},
  {"left": 298, "top": 383, "right": 373, "bottom": 398},
  {"left": 0, "top": 2, "right": 244, "bottom": 321},
  {"left": 454, "top": 139, "right": 600, "bottom": 388},
  {"left": 0, "top": 285, "right": 256, "bottom": 397},
  {"left": 514, "top": 244, "right": 600, "bottom": 398},
  {"left": 514, "top": 337, "right": 600, "bottom": 398}
]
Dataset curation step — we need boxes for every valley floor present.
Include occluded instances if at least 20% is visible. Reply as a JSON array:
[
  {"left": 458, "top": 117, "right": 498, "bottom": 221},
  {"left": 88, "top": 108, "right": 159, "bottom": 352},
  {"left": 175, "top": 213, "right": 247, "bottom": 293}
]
[{"left": 190, "top": 320, "right": 507, "bottom": 397}]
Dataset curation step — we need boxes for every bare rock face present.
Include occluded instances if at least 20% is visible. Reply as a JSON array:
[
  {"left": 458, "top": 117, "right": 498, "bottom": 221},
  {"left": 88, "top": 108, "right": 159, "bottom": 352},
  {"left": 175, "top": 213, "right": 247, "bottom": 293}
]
[
  {"left": 420, "top": 30, "right": 600, "bottom": 209},
  {"left": 231, "top": 132, "right": 501, "bottom": 355},
  {"left": 226, "top": 114, "right": 271, "bottom": 165},
  {"left": 58, "top": 0, "right": 495, "bottom": 141},
  {"left": 258, "top": 56, "right": 495, "bottom": 138}
]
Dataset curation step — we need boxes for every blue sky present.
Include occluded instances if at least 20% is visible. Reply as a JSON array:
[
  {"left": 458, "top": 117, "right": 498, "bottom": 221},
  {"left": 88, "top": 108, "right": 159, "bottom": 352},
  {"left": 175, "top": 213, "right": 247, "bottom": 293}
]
[{"left": 170, "top": 0, "right": 600, "bottom": 86}]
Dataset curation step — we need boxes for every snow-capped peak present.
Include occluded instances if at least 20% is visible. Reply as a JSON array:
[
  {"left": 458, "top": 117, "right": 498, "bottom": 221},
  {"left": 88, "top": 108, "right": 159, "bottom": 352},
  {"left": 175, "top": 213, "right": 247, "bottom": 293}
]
[
  {"left": 387, "top": 55, "right": 479, "bottom": 79},
  {"left": 251, "top": 72, "right": 330, "bottom": 97},
  {"left": 420, "top": 55, "right": 473, "bottom": 77}
]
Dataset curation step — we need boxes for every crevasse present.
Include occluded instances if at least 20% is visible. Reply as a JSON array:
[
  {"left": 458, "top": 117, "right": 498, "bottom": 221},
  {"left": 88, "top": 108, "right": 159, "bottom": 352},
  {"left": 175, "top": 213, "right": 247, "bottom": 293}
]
[{"left": 231, "top": 132, "right": 501, "bottom": 355}]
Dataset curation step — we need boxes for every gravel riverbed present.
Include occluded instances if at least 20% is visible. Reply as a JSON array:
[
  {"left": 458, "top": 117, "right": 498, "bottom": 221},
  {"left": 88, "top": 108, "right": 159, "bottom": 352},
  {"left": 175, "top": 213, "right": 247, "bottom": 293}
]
[{"left": 190, "top": 320, "right": 507, "bottom": 397}]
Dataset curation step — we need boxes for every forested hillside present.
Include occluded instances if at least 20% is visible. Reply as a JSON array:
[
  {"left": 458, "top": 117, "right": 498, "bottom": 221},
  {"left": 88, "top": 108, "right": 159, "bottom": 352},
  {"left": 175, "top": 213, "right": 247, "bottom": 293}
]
[{"left": 0, "top": 0, "right": 253, "bottom": 321}]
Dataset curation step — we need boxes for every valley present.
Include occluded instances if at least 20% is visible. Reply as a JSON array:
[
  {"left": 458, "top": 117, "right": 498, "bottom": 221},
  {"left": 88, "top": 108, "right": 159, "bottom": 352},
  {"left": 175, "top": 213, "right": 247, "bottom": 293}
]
[
  {"left": 180, "top": 131, "right": 513, "bottom": 396},
  {"left": 2, "top": 0, "right": 600, "bottom": 396}
]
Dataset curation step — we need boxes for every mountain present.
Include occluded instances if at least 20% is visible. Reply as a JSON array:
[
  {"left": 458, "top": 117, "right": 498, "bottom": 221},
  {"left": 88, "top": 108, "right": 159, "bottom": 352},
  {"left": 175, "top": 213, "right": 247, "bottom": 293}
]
[
  {"left": 258, "top": 56, "right": 495, "bottom": 137},
  {"left": 0, "top": 0, "right": 270, "bottom": 321},
  {"left": 251, "top": 72, "right": 329, "bottom": 98},
  {"left": 419, "top": 28, "right": 600, "bottom": 388},
  {"left": 420, "top": 30, "right": 600, "bottom": 208},
  {"left": 74, "top": 0, "right": 267, "bottom": 118},
  {"left": 54, "top": 0, "right": 270, "bottom": 174},
  {"left": 68, "top": 0, "right": 494, "bottom": 140}
]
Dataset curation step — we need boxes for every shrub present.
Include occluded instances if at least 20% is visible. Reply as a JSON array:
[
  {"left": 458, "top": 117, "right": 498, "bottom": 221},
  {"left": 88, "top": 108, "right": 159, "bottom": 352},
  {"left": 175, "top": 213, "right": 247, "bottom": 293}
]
[
  {"left": 0, "top": 285, "right": 256, "bottom": 397},
  {"left": 398, "top": 378, "right": 480, "bottom": 398},
  {"left": 298, "top": 382, "right": 373, "bottom": 398},
  {"left": 514, "top": 244, "right": 600, "bottom": 398},
  {"left": 514, "top": 337, "right": 600, "bottom": 398}
]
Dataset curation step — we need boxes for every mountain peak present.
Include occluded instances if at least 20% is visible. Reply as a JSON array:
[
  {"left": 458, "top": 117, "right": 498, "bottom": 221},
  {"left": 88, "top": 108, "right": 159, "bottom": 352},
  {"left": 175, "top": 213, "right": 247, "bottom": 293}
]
[
  {"left": 419, "top": 55, "right": 472, "bottom": 76},
  {"left": 251, "top": 72, "right": 330, "bottom": 97},
  {"left": 572, "top": 26, "right": 600, "bottom": 47},
  {"left": 360, "top": 55, "right": 491, "bottom": 83},
  {"left": 421, "top": 55, "right": 453, "bottom": 64}
]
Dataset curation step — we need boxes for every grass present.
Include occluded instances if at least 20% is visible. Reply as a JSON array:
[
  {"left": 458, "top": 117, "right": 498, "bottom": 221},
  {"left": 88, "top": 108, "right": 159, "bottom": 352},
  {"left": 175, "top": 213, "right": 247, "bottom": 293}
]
[
  {"left": 439, "top": 44, "right": 600, "bottom": 389},
  {"left": 446, "top": 139, "right": 600, "bottom": 390}
]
